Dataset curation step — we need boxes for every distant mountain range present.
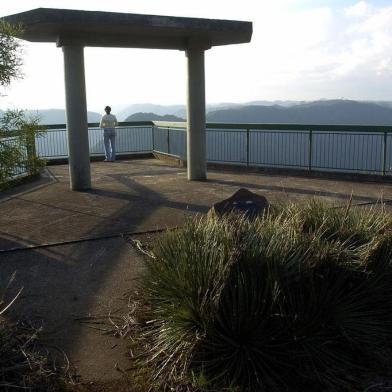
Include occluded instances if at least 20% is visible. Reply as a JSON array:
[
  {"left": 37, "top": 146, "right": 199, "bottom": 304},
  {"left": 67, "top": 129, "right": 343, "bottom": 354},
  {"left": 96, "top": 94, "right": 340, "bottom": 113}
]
[
  {"left": 117, "top": 104, "right": 185, "bottom": 120},
  {"left": 206, "top": 100, "right": 392, "bottom": 125},
  {"left": 116, "top": 101, "right": 307, "bottom": 120},
  {"left": 2, "top": 100, "right": 392, "bottom": 126},
  {"left": 125, "top": 112, "right": 184, "bottom": 122},
  {"left": 0, "top": 109, "right": 101, "bottom": 125},
  {"left": 122, "top": 100, "right": 392, "bottom": 125},
  {"left": 27, "top": 109, "right": 102, "bottom": 124}
]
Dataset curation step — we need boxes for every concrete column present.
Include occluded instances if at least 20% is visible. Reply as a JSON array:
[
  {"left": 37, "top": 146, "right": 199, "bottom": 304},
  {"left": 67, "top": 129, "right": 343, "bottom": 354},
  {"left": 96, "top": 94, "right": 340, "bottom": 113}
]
[
  {"left": 62, "top": 45, "right": 91, "bottom": 190},
  {"left": 186, "top": 47, "right": 206, "bottom": 180}
]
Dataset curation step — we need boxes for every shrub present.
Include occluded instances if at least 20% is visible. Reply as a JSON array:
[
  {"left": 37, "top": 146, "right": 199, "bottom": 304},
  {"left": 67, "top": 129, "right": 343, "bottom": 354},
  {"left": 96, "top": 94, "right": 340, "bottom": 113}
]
[
  {"left": 140, "top": 200, "right": 392, "bottom": 391},
  {"left": 281, "top": 198, "right": 389, "bottom": 248},
  {"left": 0, "top": 110, "right": 46, "bottom": 188},
  {"left": 0, "top": 19, "right": 23, "bottom": 90}
]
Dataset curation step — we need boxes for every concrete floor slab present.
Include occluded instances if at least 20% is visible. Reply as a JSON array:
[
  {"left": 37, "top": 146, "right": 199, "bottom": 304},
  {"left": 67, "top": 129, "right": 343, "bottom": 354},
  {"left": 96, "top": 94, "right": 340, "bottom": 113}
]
[
  {"left": 1, "top": 159, "right": 391, "bottom": 252},
  {"left": 1, "top": 158, "right": 392, "bottom": 387}
]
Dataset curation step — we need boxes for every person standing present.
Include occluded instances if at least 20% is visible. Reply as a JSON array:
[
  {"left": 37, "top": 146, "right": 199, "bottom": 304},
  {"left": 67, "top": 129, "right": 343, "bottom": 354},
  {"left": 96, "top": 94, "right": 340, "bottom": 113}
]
[{"left": 100, "top": 106, "right": 118, "bottom": 162}]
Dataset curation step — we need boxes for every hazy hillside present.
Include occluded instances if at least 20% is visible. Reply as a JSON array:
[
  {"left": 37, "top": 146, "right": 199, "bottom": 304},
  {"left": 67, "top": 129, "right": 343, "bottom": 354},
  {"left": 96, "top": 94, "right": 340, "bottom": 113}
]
[
  {"left": 2, "top": 100, "right": 392, "bottom": 126},
  {"left": 373, "top": 101, "right": 392, "bottom": 109},
  {"left": 1, "top": 109, "right": 101, "bottom": 124},
  {"left": 24, "top": 109, "right": 102, "bottom": 125},
  {"left": 118, "top": 101, "right": 306, "bottom": 120},
  {"left": 125, "top": 112, "right": 185, "bottom": 122},
  {"left": 246, "top": 100, "right": 305, "bottom": 107},
  {"left": 118, "top": 104, "right": 185, "bottom": 120},
  {"left": 206, "top": 100, "right": 392, "bottom": 125}
]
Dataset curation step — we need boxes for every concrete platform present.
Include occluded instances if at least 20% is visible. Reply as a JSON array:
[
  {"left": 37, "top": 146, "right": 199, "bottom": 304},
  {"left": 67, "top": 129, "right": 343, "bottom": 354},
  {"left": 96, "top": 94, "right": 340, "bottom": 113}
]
[
  {"left": 1, "top": 158, "right": 392, "bottom": 387},
  {"left": 1, "top": 159, "right": 392, "bottom": 250}
]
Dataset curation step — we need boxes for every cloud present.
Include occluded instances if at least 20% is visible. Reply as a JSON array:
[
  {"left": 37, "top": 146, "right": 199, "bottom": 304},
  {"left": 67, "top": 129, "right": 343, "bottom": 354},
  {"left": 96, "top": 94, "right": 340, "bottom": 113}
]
[
  {"left": 253, "top": 1, "right": 392, "bottom": 98},
  {"left": 2, "top": 0, "right": 392, "bottom": 108},
  {"left": 339, "top": 3, "right": 392, "bottom": 78},
  {"left": 344, "top": 1, "right": 372, "bottom": 18}
]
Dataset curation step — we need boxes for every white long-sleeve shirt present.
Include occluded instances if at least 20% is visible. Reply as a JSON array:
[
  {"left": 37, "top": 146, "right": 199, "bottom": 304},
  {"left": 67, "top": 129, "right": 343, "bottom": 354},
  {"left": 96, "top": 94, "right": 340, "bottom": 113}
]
[{"left": 100, "top": 114, "right": 118, "bottom": 129}]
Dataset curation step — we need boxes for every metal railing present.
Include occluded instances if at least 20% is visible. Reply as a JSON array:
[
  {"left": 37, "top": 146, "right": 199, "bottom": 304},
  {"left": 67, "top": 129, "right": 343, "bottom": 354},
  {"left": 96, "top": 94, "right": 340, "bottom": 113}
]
[
  {"left": 0, "top": 136, "right": 30, "bottom": 178},
  {"left": 6, "top": 120, "right": 392, "bottom": 178},
  {"left": 152, "top": 122, "right": 392, "bottom": 175},
  {"left": 37, "top": 121, "right": 153, "bottom": 159}
]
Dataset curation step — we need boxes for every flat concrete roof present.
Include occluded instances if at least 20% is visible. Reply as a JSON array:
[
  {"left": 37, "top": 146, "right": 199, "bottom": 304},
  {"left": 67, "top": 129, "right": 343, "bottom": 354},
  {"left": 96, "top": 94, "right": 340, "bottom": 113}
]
[{"left": 2, "top": 8, "right": 252, "bottom": 49}]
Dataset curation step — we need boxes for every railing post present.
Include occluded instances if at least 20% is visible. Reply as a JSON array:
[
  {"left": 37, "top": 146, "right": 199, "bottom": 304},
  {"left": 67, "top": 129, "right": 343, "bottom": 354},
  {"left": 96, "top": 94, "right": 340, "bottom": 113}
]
[
  {"left": 167, "top": 127, "right": 170, "bottom": 155},
  {"left": 308, "top": 129, "right": 313, "bottom": 171},
  {"left": 152, "top": 124, "right": 155, "bottom": 152},
  {"left": 26, "top": 130, "right": 37, "bottom": 175},
  {"left": 382, "top": 131, "right": 387, "bottom": 175},
  {"left": 246, "top": 128, "right": 250, "bottom": 167}
]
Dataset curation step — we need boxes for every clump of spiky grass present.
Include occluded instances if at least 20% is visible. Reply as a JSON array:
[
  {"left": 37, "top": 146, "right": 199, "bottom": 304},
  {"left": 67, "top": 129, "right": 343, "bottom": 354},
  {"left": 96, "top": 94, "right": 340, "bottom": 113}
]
[
  {"left": 281, "top": 198, "right": 390, "bottom": 247},
  {"left": 139, "top": 199, "right": 392, "bottom": 391}
]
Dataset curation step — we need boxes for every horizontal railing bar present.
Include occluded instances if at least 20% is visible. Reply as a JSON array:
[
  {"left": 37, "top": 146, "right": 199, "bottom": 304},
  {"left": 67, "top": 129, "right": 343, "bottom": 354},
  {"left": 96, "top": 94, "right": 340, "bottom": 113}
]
[
  {"left": 27, "top": 121, "right": 392, "bottom": 133},
  {"left": 153, "top": 121, "right": 392, "bottom": 132},
  {"left": 205, "top": 123, "right": 392, "bottom": 132},
  {"left": 153, "top": 121, "right": 186, "bottom": 128},
  {"left": 43, "top": 121, "right": 154, "bottom": 130}
]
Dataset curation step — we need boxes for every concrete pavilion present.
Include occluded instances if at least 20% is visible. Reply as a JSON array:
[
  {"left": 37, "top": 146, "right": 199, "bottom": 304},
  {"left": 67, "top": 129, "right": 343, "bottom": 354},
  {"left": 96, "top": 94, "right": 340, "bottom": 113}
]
[{"left": 3, "top": 8, "right": 252, "bottom": 190}]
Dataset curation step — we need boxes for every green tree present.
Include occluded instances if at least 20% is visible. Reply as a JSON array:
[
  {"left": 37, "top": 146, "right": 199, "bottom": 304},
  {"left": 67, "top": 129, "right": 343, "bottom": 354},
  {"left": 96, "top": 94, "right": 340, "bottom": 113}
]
[
  {"left": 0, "top": 21, "right": 45, "bottom": 188},
  {"left": 0, "top": 110, "right": 44, "bottom": 187},
  {"left": 0, "top": 20, "right": 22, "bottom": 90}
]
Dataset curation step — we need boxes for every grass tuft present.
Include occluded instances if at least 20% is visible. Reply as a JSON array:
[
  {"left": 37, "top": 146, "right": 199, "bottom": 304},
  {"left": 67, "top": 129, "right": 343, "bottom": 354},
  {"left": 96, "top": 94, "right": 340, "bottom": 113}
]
[{"left": 136, "top": 199, "right": 392, "bottom": 391}]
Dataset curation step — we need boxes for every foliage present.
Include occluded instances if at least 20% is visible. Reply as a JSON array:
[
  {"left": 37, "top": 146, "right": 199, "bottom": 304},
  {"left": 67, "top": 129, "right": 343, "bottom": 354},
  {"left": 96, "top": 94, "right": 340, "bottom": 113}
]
[
  {"left": 279, "top": 198, "right": 389, "bottom": 248},
  {"left": 139, "top": 200, "right": 392, "bottom": 391},
  {"left": 0, "top": 20, "right": 23, "bottom": 90},
  {"left": 0, "top": 109, "right": 46, "bottom": 188},
  {"left": 0, "top": 21, "right": 45, "bottom": 188}
]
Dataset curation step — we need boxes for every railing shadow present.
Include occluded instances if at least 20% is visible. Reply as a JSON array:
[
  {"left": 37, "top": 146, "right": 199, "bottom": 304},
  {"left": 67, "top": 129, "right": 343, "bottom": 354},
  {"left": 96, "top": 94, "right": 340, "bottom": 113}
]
[{"left": 89, "top": 173, "right": 208, "bottom": 215}]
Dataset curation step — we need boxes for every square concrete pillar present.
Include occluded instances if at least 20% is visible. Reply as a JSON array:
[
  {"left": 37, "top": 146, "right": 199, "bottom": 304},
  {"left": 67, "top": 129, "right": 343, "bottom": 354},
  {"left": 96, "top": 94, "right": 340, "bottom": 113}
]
[
  {"left": 62, "top": 45, "right": 91, "bottom": 191},
  {"left": 186, "top": 47, "right": 207, "bottom": 181}
]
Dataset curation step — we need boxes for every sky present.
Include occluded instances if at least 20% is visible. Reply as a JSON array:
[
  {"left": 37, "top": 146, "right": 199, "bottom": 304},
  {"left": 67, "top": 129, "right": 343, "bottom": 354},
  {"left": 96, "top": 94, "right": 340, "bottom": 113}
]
[{"left": 0, "top": 0, "right": 392, "bottom": 112}]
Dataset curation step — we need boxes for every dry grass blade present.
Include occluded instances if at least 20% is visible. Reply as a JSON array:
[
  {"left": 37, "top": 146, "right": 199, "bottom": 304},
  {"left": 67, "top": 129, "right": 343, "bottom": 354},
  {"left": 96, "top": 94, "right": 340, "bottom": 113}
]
[
  {"left": 0, "top": 287, "right": 23, "bottom": 316},
  {"left": 0, "top": 274, "right": 69, "bottom": 390}
]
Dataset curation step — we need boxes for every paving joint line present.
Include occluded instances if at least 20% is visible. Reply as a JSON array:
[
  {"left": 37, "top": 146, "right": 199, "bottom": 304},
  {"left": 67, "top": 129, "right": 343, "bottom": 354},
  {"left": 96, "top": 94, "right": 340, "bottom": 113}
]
[{"left": 0, "top": 227, "right": 178, "bottom": 254}]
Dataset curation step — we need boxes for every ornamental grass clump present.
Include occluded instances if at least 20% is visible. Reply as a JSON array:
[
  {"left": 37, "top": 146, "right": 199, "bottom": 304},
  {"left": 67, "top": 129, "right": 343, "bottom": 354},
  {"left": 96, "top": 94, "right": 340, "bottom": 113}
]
[
  {"left": 281, "top": 198, "right": 390, "bottom": 248},
  {"left": 141, "top": 200, "right": 392, "bottom": 391}
]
